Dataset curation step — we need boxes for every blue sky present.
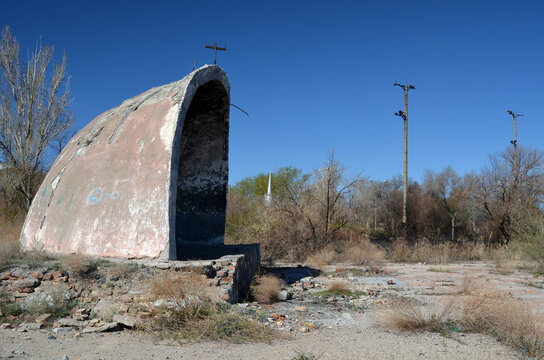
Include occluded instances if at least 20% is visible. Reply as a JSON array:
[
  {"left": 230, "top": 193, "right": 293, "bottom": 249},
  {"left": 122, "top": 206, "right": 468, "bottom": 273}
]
[{"left": 2, "top": 1, "right": 543, "bottom": 184}]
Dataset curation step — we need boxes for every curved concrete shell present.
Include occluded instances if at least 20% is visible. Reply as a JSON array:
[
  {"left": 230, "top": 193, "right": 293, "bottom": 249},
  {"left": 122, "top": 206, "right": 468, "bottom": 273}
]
[{"left": 20, "top": 65, "right": 230, "bottom": 260}]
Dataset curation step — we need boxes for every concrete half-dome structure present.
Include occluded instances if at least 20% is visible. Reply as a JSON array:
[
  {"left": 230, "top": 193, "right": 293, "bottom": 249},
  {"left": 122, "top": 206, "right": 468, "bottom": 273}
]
[{"left": 21, "top": 65, "right": 230, "bottom": 260}]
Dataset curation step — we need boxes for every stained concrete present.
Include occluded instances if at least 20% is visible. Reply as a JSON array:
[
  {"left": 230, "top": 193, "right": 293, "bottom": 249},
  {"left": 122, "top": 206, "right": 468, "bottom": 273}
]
[{"left": 21, "top": 65, "right": 230, "bottom": 260}]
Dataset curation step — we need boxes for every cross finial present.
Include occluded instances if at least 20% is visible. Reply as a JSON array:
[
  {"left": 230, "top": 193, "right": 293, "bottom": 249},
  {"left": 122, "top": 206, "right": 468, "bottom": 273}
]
[{"left": 205, "top": 42, "right": 227, "bottom": 65}]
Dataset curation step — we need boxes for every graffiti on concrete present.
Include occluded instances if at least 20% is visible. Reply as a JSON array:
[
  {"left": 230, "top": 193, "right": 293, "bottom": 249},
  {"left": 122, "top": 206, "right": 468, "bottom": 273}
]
[{"left": 87, "top": 188, "right": 119, "bottom": 205}]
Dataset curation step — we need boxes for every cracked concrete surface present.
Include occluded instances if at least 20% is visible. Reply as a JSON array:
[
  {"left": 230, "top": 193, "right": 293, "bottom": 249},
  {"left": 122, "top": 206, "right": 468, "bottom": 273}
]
[{"left": 21, "top": 65, "right": 230, "bottom": 260}]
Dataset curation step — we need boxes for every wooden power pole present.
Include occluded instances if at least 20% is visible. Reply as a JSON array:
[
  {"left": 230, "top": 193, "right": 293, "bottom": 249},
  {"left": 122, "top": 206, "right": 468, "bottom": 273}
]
[
  {"left": 394, "top": 82, "right": 415, "bottom": 231},
  {"left": 205, "top": 42, "right": 226, "bottom": 65},
  {"left": 507, "top": 109, "right": 523, "bottom": 194}
]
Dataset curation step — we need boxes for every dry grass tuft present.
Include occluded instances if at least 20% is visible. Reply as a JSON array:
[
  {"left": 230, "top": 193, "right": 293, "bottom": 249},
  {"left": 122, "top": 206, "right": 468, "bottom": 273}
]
[
  {"left": 458, "top": 288, "right": 544, "bottom": 357},
  {"left": 337, "top": 238, "right": 385, "bottom": 265},
  {"left": 375, "top": 278, "right": 544, "bottom": 358},
  {"left": 329, "top": 281, "right": 348, "bottom": 292},
  {"left": 145, "top": 271, "right": 275, "bottom": 343},
  {"left": 108, "top": 262, "right": 139, "bottom": 279},
  {"left": 389, "top": 238, "right": 519, "bottom": 264},
  {"left": 250, "top": 274, "right": 284, "bottom": 304},
  {"left": 305, "top": 237, "right": 385, "bottom": 266},
  {"left": 151, "top": 271, "right": 211, "bottom": 316},
  {"left": 62, "top": 254, "right": 91, "bottom": 275},
  {"left": 305, "top": 247, "right": 336, "bottom": 266},
  {"left": 374, "top": 298, "right": 457, "bottom": 332},
  {"left": 0, "top": 239, "right": 21, "bottom": 269}
]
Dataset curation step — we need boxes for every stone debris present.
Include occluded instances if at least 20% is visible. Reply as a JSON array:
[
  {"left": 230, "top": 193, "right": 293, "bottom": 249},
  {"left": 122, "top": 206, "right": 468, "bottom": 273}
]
[
  {"left": 52, "top": 327, "right": 73, "bottom": 333},
  {"left": 112, "top": 314, "right": 137, "bottom": 328},
  {"left": 17, "top": 322, "right": 43, "bottom": 332},
  {"left": 0, "top": 261, "right": 397, "bottom": 338},
  {"left": 35, "top": 313, "right": 52, "bottom": 324},
  {"left": 81, "top": 322, "right": 122, "bottom": 333}
]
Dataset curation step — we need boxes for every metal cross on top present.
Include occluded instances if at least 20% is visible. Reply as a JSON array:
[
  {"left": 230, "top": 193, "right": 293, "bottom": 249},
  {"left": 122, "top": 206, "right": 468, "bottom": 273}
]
[{"left": 205, "top": 42, "right": 226, "bottom": 65}]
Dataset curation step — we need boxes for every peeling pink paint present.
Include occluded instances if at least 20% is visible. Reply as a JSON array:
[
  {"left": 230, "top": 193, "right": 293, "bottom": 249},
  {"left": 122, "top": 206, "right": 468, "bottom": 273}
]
[{"left": 21, "top": 66, "right": 230, "bottom": 259}]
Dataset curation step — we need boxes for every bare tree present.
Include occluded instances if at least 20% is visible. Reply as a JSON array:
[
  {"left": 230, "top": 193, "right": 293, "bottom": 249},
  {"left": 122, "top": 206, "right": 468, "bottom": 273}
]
[
  {"left": 312, "top": 152, "right": 361, "bottom": 237},
  {"left": 473, "top": 146, "right": 544, "bottom": 244},
  {"left": 424, "top": 167, "right": 474, "bottom": 241},
  {"left": 0, "top": 26, "right": 73, "bottom": 210}
]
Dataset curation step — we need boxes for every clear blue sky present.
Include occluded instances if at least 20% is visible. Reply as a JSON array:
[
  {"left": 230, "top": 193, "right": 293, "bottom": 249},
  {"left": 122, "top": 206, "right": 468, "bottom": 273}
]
[{"left": 2, "top": 1, "right": 543, "bottom": 184}]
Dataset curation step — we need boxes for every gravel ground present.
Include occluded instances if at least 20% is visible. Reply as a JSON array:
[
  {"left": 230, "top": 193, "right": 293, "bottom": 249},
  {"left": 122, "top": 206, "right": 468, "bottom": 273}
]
[
  {"left": 0, "top": 322, "right": 516, "bottom": 360},
  {"left": 2, "top": 261, "right": 541, "bottom": 360}
]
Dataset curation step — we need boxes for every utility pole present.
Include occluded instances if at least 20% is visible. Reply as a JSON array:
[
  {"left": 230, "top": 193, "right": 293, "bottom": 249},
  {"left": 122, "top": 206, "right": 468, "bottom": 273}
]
[
  {"left": 507, "top": 110, "right": 523, "bottom": 195},
  {"left": 394, "top": 82, "right": 415, "bottom": 231},
  {"left": 205, "top": 42, "right": 226, "bottom": 65}
]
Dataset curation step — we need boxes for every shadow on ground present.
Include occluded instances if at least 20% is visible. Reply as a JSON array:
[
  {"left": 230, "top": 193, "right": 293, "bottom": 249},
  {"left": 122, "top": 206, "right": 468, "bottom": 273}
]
[{"left": 266, "top": 266, "right": 321, "bottom": 284}]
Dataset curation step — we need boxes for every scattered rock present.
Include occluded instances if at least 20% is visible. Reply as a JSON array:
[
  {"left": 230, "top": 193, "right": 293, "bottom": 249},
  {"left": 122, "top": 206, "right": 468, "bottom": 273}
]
[
  {"left": 81, "top": 322, "right": 122, "bottom": 333},
  {"left": 295, "top": 306, "right": 308, "bottom": 312},
  {"left": 51, "top": 270, "right": 65, "bottom": 279},
  {"left": 1, "top": 323, "right": 12, "bottom": 329},
  {"left": 12, "top": 349, "right": 25, "bottom": 355},
  {"left": 17, "top": 322, "right": 43, "bottom": 331},
  {"left": 112, "top": 314, "right": 137, "bottom": 328},
  {"left": 61, "top": 355, "right": 70, "bottom": 360},
  {"left": 56, "top": 318, "right": 82, "bottom": 328},
  {"left": 35, "top": 313, "right": 52, "bottom": 324},
  {"left": 13, "top": 277, "right": 40, "bottom": 289},
  {"left": 278, "top": 290, "right": 293, "bottom": 301},
  {"left": 52, "top": 327, "right": 73, "bottom": 333},
  {"left": 91, "top": 299, "right": 119, "bottom": 319}
]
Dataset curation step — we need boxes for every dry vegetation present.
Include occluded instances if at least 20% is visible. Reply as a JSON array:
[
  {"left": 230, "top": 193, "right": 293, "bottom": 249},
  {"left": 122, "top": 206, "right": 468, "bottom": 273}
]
[
  {"left": 145, "top": 271, "right": 275, "bottom": 343},
  {"left": 374, "top": 278, "right": 544, "bottom": 358},
  {"left": 226, "top": 147, "right": 544, "bottom": 275},
  {"left": 250, "top": 274, "right": 284, "bottom": 304}
]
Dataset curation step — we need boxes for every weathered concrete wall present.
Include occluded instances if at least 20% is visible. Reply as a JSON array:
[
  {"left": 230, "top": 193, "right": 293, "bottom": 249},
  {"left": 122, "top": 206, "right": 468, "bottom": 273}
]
[{"left": 20, "top": 66, "right": 230, "bottom": 260}]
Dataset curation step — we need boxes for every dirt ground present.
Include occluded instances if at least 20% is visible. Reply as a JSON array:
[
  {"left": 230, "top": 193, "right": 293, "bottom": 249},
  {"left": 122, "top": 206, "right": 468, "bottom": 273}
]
[{"left": 1, "top": 261, "right": 542, "bottom": 360}]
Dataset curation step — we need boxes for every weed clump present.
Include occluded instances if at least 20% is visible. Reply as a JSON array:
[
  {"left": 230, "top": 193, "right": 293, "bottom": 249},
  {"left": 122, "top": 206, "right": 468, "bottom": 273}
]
[
  {"left": 374, "top": 279, "right": 544, "bottom": 359},
  {"left": 145, "top": 271, "right": 274, "bottom": 343},
  {"left": 250, "top": 275, "right": 284, "bottom": 304}
]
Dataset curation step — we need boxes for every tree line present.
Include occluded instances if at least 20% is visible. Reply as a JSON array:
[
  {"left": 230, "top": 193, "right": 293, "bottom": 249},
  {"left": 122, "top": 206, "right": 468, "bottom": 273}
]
[{"left": 226, "top": 147, "right": 544, "bottom": 262}]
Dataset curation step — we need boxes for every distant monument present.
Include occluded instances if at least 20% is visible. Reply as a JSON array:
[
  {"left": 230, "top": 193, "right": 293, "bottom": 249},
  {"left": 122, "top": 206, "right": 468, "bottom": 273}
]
[
  {"left": 264, "top": 172, "right": 272, "bottom": 206},
  {"left": 21, "top": 65, "right": 230, "bottom": 260}
]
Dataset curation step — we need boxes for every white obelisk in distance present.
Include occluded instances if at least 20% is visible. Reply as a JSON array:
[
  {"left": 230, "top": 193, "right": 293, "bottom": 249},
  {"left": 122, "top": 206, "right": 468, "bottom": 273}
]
[{"left": 264, "top": 172, "right": 272, "bottom": 206}]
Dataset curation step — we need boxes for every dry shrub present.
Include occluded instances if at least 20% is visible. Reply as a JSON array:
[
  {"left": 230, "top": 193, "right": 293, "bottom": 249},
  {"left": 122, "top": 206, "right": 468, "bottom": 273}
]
[
  {"left": 387, "top": 239, "right": 519, "bottom": 264},
  {"left": 0, "top": 239, "right": 21, "bottom": 269},
  {"left": 305, "top": 237, "right": 385, "bottom": 266},
  {"left": 374, "top": 298, "right": 457, "bottom": 332},
  {"left": 337, "top": 238, "right": 385, "bottom": 265},
  {"left": 458, "top": 288, "right": 544, "bottom": 357},
  {"left": 329, "top": 281, "right": 348, "bottom": 292},
  {"left": 305, "top": 247, "right": 336, "bottom": 266},
  {"left": 108, "top": 262, "right": 139, "bottom": 279},
  {"left": 457, "top": 273, "right": 478, "bottom": 294},
  {"left": 62, "top": 254, "right": 91, "bottom": 275},
  {"left": 196, "top": 310, "right": 275, "bottom": 343},
  {"left": 390, "top": 238, "right": 411, "bottom": 262},
  {"left": 250, "top": 275, "right": 283, "bottom": 304},
  {"left": 0, "top": 220, "right": 22, "bottom": 269},
  {"left": 151, "top": 271, "right": 211, "bottom": 320},
  {"left": 147, "top": 271, "right": 275, "bottom": 343},
  {"left": 375, "top": 279, "right": 544, "bottom": 358}
]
